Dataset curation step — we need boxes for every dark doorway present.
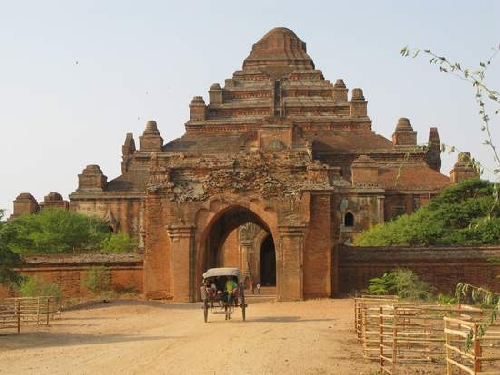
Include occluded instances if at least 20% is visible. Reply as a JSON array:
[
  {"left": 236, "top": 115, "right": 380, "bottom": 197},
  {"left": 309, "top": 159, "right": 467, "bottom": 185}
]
[
  {"left": 260, "top": 234, "right": 276, "bottom": 286},
  {"left": 344, "top": 212, "right": 354, "bottom": 227},
  {"left": 203, "top": 205, "right": 271, "bottom": 273}
]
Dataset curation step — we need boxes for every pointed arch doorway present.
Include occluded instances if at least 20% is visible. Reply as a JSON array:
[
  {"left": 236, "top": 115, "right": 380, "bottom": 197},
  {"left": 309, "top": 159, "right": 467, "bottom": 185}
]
[{"left": 199, "top": 205, "right": 276, "bottom": 296}]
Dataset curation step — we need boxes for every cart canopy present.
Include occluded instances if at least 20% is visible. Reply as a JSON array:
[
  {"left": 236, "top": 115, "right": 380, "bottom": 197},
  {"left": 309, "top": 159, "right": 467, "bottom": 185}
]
[{"left": 202, "top": 267, "right": 241, "bottom": 281}]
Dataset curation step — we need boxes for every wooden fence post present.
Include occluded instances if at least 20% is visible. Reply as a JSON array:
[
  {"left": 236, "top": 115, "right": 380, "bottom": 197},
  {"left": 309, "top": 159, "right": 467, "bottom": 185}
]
[
  {"left": 16, "top": 299, "right": 21, "bottom": 334},
  {"left": 37, "top": 297, "right": 41, "bottom": 324},
  {"left": 474, "top": 323, "right": 482, "bottom": 373},
  {"left": 444, "top": 318, "right": 451, "bottom": 375},
  {"left": 392, "top": 306, "right": 397, "bottom": 374},
  {"left": 46, "top": 297, "right": 51, "bottom": 325},
  {"left": 379, "top": 306, "right": 384, "bottom": 371}
]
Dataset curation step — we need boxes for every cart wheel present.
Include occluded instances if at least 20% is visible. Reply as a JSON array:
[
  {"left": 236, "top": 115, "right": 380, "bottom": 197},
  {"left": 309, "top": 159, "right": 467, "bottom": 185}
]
[{"left": 203, "top": 301, "right": 209, "bottom": 323}]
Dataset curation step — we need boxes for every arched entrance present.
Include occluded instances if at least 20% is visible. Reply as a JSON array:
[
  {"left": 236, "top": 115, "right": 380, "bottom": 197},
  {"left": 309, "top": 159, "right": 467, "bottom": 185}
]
[
  {"left": 161, "top": 199, "right": 311, "bottom": 302},
  {"left": 260, "top": 234, "right": 276, "bottom": 286},
  {"left": 198, "top": 205, "right": 276, "bottom": 296}
]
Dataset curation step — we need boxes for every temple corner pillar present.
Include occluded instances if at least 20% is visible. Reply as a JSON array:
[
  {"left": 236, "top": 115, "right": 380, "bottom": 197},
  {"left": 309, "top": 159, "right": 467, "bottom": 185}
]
[
  {"left": 167, "top": 223, "right": 196, "bottom": 302},
  {"left": 277, "top": 224, "right": 307, "bottom": 301}
]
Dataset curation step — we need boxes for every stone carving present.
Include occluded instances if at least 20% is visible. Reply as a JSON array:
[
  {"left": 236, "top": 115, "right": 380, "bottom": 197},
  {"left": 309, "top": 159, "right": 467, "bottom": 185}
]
[
  {"left": 146, "top": 149, "right": 342, "bottom": 202},
  {"left": 240, "top": 222, "right": 261, "bottom": 242}
]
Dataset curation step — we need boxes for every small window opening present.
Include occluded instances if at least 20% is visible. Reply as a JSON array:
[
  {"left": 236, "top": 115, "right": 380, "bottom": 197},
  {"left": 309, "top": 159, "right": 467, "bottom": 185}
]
[{"left": 344, "top": 212, "right": 354, "bottom": 227}]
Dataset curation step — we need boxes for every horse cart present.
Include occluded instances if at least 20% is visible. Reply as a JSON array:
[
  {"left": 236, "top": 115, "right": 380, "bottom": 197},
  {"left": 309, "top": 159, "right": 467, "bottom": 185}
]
[{"left": 200, "top": 267, "right": 247, "bottom": 322}]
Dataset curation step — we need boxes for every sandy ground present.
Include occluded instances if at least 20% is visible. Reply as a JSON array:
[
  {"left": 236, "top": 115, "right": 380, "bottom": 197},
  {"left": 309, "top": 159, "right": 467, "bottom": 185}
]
[{"left": 0, "top": 296, "right": 378, "bottom": 375}]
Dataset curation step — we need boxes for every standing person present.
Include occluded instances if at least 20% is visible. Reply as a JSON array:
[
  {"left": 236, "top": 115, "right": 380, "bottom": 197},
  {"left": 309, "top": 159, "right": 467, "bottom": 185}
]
[
  {"left": 200, "top": 280, "right": 210, "bottom": 301},
  {"left": 256, "top": 282, "right": 261, "bottom": 294}
]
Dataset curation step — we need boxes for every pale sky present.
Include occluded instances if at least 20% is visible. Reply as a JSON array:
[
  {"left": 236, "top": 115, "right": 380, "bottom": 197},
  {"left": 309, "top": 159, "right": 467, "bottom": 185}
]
[{"left": 1, "top": 0, "right": 499, "bottom": 217}]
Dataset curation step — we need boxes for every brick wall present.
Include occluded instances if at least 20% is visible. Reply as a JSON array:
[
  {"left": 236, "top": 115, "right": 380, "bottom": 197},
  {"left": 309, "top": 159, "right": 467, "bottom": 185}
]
[
  {"left": 4, "top": 253, "right": 143, "bottom": 299},
  {"left": 303, "top": 194, "right": 331, "bottom": 298},
  {"left": 220, "top": 229, "right": 240, "bottom": 268},
  {"left": 143, "top": 194, "right": 171, "bottom": 298},
  {"left": 338, "top": 245, "right": 500, "bottom": 295},
  {"left": 7, "top": 246, "right": 500, "bottom": 302}
]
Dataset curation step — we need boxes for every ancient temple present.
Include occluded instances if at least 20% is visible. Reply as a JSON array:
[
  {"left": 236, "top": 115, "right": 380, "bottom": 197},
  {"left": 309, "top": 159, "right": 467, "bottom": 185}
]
[{"left": 12, "top": 27, "right": 476, "bottom": 301}]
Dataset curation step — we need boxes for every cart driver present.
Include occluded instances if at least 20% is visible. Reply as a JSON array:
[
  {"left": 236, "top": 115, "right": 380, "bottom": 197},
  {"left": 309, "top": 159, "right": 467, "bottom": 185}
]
[{"left": 225, "top": 276, "right": 239, "bottom": 304}]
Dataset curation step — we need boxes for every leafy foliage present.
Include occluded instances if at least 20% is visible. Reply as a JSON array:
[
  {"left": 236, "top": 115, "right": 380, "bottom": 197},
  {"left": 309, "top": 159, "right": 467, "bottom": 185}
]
[
  {"left": 0, "top": 209, "right": 22, "bottom": 285},
  {"left": 355, "top": 179, "right": 500, "bottom": 246},
  {"left": 0, "top": 244, "right": 22, "bottom": 285},
  {"left": 401, "top": 45, "right": 499, "bottom": 177},
  {"left": 3, "top": 209, "right": 111, "bottom": 254},
  {"left": 367, "top": 269, "right": 434, "bottom": 301},
  {"left": 100, "top": 232, "right": 133, "bottom": 253},
  {"left": 455, "top": 283, "right": 500, "bottom": 350},
  {"left": 19, "top": 275, "right": 63, "bottom": 304},
  {"left": 82, "top": 266, "right": 111, "bottom": 296},
  {"left": 436, "top": 293, "right": 458, "bottom": 305}
]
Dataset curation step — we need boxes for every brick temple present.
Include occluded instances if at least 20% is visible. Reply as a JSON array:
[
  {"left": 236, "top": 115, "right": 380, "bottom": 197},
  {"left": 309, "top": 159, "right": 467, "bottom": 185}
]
[{"left": 12, "top": 27, "right": 477, "bottom": 301}]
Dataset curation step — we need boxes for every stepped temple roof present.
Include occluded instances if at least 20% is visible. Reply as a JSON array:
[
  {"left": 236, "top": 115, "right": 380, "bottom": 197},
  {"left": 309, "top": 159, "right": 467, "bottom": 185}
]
[{"left": 70, "top": 27, "right": 455, "bottom": 199}]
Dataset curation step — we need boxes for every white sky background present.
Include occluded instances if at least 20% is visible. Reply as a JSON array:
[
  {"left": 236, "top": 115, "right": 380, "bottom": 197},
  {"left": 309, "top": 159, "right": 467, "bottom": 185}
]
[{"left": 1, "top": 0, "right": 499, "bottom": 217}]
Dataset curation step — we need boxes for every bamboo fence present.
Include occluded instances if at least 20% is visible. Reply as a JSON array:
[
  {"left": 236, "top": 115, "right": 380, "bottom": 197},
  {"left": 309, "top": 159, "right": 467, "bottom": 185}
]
[
  {"left": 378, "top": 304, "right": 483, "bottom": 374},
  {"left": 0, "top": 296, "right": 57, "bottom": 333},
  {"left": 353, "top": 296, "right": 499, "bottom": 374},
  {"left": 444, "top": 316, "right": 500, "bottom": 375},
  {"left": 354, "top": 295, "right": 399, "bottom": 354}
]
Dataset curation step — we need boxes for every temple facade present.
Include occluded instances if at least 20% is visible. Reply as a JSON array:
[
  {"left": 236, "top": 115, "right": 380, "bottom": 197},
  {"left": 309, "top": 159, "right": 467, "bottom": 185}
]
[{"left": 12, "top": 28, "right": 477, "bottom": 301}]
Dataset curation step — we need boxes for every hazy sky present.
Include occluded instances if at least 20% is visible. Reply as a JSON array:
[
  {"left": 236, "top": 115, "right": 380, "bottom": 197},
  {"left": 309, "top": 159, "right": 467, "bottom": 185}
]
[{"left": 1, "top": 0, "right": 499, "bottom": 217}]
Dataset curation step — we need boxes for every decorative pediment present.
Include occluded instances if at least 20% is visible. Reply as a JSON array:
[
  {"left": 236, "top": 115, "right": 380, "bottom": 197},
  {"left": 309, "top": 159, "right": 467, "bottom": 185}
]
[{"left": 104, "top": 209, "right": 119, "bottom": 232}]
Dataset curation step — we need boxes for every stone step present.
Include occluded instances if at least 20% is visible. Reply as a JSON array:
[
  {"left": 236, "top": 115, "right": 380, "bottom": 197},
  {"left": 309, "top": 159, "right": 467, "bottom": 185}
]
[{"left": 242, "top": 286, "right": 276, "bottom": 303}]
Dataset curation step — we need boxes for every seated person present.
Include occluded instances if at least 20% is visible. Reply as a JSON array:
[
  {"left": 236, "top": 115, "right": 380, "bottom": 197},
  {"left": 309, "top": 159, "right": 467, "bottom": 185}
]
[
  {"left": 224, "top": 276, "right": 239, "bottom": 305},
  {"left": 208, "top": 279, "right": 223, "bottom": 306},
  {"left": 210, "top": 280, "right": 217, "bottom": 295}
]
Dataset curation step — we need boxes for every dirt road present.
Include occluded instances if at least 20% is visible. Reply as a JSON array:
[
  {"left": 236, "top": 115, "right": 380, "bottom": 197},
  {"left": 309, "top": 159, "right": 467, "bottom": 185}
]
[{"left": 0, "top": 298, "right": 377, "bottom": 375}]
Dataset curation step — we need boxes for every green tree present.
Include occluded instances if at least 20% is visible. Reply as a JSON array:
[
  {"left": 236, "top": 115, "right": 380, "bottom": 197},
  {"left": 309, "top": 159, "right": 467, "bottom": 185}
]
[
  {"left": 355, "top": 179, "right": 500, "bottom": 246},
  {"left": 100, "top": 232, "right": 133, "bottom": 253},
  {"left": 4, "top": 209, "right": 110, "bottom": 254},
  {"left": 0, "top": 209, "right": 22, "bottom": 285}
]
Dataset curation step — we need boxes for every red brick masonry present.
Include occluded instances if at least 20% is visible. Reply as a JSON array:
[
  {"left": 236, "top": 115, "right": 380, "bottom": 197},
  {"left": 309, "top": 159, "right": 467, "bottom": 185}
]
[
  {"left": 0, "top": 253, "right": 143, "bottom": 299},
  {"left": 338, "top": 245, "right": 500, "bottom": 295}
]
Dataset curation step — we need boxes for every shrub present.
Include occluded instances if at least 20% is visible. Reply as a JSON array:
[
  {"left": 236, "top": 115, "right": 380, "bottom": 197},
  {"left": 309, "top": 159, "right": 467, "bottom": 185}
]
[
  {"left": 367, "top": 269, "right": 434, "bottom": 301},
  {"left": 19, "top": 276, "right": 63, "bottom": 304},
  {"left": 100, "top": 233, "right": 133, "bottom": 253},
  {"left": 82, "top": 266, "right": 111, "bottom": 296},
  {"left": 437, "top": 293, "right": 458, "bottom": 305}
]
